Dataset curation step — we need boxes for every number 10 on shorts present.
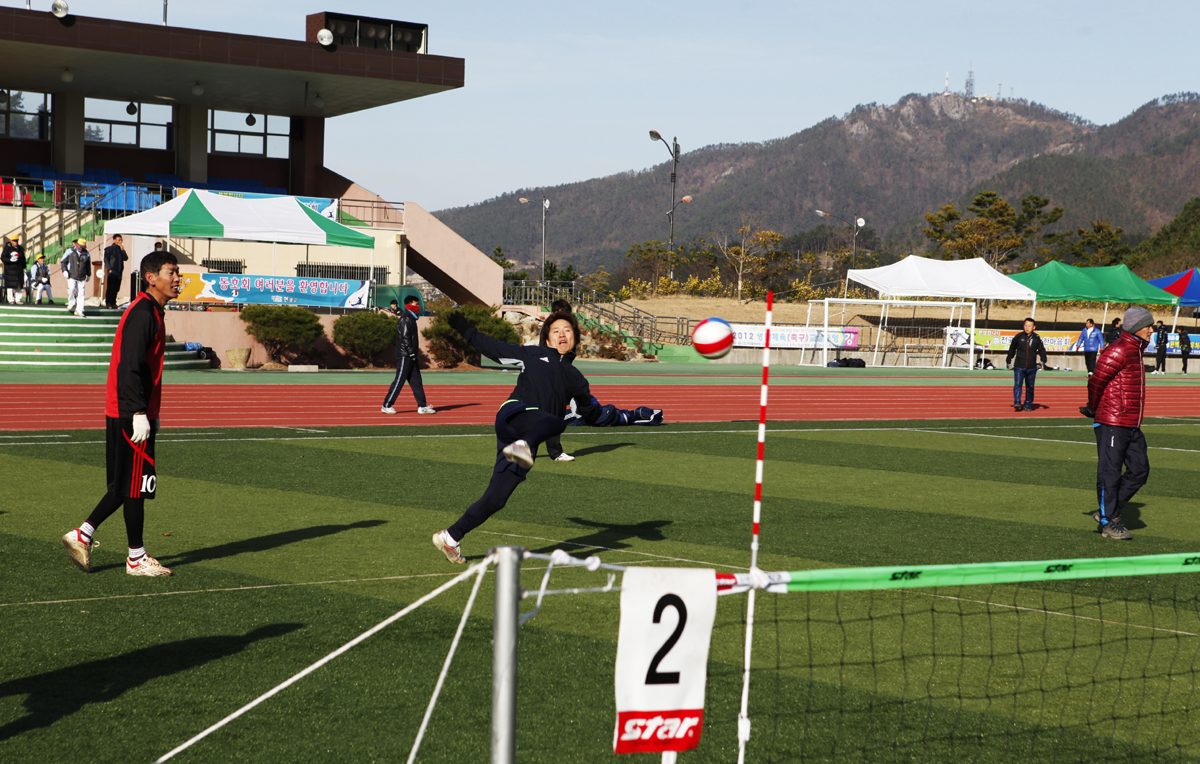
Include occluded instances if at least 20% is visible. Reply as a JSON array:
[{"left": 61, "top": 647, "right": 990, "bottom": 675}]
[{"left": 613, "top": 568, "right": 716, "bottom": 755}]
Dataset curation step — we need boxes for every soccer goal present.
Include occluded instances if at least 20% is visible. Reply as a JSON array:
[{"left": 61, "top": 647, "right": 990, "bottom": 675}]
[{"left": 799, "top": 298, "right": 977, "bottom": 368}]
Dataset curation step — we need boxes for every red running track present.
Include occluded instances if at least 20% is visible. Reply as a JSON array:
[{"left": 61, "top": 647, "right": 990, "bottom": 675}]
[{"left": 3, "top": 384, "right": 1199, "bottom": 431}]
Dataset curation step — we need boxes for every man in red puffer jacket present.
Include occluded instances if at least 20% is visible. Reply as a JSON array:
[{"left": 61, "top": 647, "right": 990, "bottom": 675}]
[{"left": 1079, "top": 306, "right": 1154, "bottom": 540}]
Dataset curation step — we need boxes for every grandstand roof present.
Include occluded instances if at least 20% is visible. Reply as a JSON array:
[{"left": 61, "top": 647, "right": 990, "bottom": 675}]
[{"left": 0, "top": 7, "right": 463, "bottom": 118}]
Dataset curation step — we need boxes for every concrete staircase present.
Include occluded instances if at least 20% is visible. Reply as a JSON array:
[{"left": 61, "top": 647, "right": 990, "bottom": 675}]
[{"left": 0, "top": 304, "right": 210, "bottom": 371}]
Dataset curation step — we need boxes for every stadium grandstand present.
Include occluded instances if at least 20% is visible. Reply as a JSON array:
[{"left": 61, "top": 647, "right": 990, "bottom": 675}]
[{"left": 0, "top": 4, "right": 498, "bottom": 367}]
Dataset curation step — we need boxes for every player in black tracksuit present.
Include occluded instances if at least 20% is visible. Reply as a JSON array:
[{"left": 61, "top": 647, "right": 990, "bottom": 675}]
[
  {"left": 381, "top": 296, "right": 433, "bottom": 414},
  {"left": 432, "top": 309, "right": 600, "bottom": 562}
]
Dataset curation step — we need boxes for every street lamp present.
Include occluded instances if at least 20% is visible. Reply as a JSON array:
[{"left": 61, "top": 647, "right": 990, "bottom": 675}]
[
  {"left": 815, "top": 209, "right": 866, "bottom": 270},
  {"left": 519, "top": 195, "right": 549, "bottom": 281},
  {"left": 652, "top": 129, "right": 681, "bottom": 250}
]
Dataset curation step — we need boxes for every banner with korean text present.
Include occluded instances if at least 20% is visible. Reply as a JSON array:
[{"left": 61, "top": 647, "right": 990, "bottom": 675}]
[
  {"left": 731, "top": 324, "right": 860, "bottom": 349},
  {"left": 176, "top": 272, "right": 370, "bottom": 309}
]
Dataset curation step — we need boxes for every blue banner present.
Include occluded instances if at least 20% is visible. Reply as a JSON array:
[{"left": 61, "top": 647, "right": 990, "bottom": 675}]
[
  {"left": 1147, "top": 333, "right": 1198, "bottom": 356},
  {"left": 178, "top": 272, "right": 370, "bottom": 308}
]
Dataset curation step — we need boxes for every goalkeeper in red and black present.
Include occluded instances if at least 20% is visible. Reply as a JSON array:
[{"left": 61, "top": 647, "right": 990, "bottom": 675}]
[
  {"left": 61, "top": 251, "right": 180, "bottom": 577},
  {"left": 432, "top": 309, "right": 601, "bottom": 563}
]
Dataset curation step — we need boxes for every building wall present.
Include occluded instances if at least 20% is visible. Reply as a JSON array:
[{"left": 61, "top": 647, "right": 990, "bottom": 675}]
[
  {"left": 84, "top": 144, "right": 174, "bottom": 181},
  {"left": 0, "top": 137, "right": 51, "bottom": 175}
]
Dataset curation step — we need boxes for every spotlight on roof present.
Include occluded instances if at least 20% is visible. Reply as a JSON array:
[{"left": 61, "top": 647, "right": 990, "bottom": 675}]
[
  {"left": 60, "top": 68, "right": 74, "bottom": 83},
  {"left": 50, "top": 0, "right": 69, "bottom": 18},
  {"left": 316, "top": 28, "right": 334, "bottom": 46},
  {"left": 191, "top": 82, "right": 204, "bottom": 96},
  {"left": 126, "top": 102, "right": 138, "bottom": 116},
  {"left": 245, "top": 114, "right": 256, "bottom": 127}
]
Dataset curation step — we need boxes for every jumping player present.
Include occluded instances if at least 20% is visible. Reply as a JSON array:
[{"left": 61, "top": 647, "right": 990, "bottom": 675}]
[
  {"left": 432, "top": 309, "right": 601, "bottom": 563},
  {"left": 381, "top": 295, "right": 435, "bottom": 415},
  {"left": 61, "top": 251, "right": 180, "bottom": 577}
]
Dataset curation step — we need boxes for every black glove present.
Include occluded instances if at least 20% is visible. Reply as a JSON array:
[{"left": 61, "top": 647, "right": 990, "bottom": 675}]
[
  {"left": 1079, "top": 406, "right": 1095, "bottom": 418},
  {"left": 446, "top": 312, "right": 470, "bottom": 336}
]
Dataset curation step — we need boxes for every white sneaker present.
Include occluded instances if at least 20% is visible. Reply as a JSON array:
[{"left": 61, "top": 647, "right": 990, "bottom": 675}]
[
  {"left": 126, "top": 554, "right": 173, "bottom": 577},
  {"left": 432, "top": 530, "right": 466, "bottom": 564},
  {"left": 502, "top": 439, "right": 534, "bottom": 468},
  {"left": 417, "top": 406, "right": 436, "bottom": 415},
  {"left": 62, "top": 529, "right": 98, "bottom": 573},
  {"left": 381, "top": 406, "right": 397, "bottom": 414},
  {"left": 553, "top": 453, "right": 575, "bottom": 462}
]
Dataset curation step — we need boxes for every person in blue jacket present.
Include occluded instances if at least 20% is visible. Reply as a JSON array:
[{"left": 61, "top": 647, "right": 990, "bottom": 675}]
[
  {"left": 432, "top": 308, "right": 601, "bottom": 563},
  {"left": 1071, "top": 318, "right": 1106, "bottom": 375}
]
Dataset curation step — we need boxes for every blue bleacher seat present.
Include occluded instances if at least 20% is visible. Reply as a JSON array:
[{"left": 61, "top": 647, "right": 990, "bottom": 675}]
[{"left": 15, "top": 163, "right": 29, "bottom": 174}]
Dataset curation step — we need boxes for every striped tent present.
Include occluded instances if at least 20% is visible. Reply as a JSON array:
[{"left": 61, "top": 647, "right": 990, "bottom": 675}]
[{"left": 104, "top": 189, "right": 373, "bottom": 248}]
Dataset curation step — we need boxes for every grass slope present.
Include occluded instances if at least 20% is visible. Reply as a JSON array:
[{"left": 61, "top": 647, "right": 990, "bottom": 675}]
[{"left": 2, "top": 419, "right": 1199, "bottom": 763}]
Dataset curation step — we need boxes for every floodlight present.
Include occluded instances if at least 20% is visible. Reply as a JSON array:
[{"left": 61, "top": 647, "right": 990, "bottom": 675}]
[
  {"left": 681, "top": 195, "right": 692, "bottom": 203},
  {"left": 815, "top": 209, "right": 826, "bottom": 216},
  {"left": 316, "top": 28, "right": 333, "bottom": 46},
  {"left": 312, "top": 94, "right": 324, "bottom": 109},
  {"left": 191, "top": 82, "right": 204, "bottom": 96},
  {"left": 519, "top": 198, "right": 530, "bottom": 204},
  {"left": 60, "top": 68, "right": 73, "bottom": 83},
  {"left": 543, "top": 199, "right": 550, "bottom": 210},
  {"left": 245, "top": 114, "right": 257, "bottom": 127},
  {"left": 856, "top": 217, "right": 866, "bottom": 228},
  {"left": 649, "top": 130, "right": 662, "bottom": 141},
  {"left": 50, "top": 0, "right": 69, "bottom": 18},
  {"left": 126, "top": 102, "right": 137, "bottom": 116}
]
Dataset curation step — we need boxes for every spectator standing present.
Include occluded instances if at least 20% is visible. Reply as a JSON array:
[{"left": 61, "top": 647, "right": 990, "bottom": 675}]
[
  {"left": 380, "top": 295, "right": 434, "bottom": 415},
  {"left": 60, "top": 251, "right": 181, "bottom": 576},
  {"left": 1071, "top": 318, "right": 1106, "bottom": 375},
  {"left": 1151, "top": 321, "right": 1169, "bottom": 374},
  {"left": 29, "top": 254, "right": 53, "bottom": 304},
  {"left": 61, "top": 238, "right": 91, "bottom": 318},
  {"left": 2, "top": 234, "right": 26, "bottom": 304},
  {"left": 1104, "top": 318, "right": 1122, "bottom": 346},
  {"left": 1079, "top": 306, "right": 1155, "bottom": 540},
  {"left": 102, "top": 234, "right": 129, "bottom": 309},
  {"left": 1006, "top": 318, "right": 1048, "bottom": 411},
  {"left": 1179, "top": 328, "right": 1192, "bottom": 376}
]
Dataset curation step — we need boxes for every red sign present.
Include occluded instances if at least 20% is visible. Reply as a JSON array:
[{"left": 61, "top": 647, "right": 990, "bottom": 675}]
[{"left": 614, "top": 710, "right": 704, "bottom": 754}]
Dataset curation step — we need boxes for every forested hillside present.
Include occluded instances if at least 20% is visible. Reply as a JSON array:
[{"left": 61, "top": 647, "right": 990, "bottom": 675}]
[{"left": 433, "top": 93, "right": 1200, "bottom": 275}]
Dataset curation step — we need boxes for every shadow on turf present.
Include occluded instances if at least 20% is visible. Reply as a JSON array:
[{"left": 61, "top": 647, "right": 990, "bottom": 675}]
[
  {"left": 0, "top": 623, "right": 303, "bottom": 740},
  {"left": 148, "top": 520, "right": 387, "bottom": 569},
  {"left": 566, "top": 442, "right": 634, "bottom": 457},
  {"left": 528, "top": 516, "right": 673, "bottom": 557},
  {"left": 1080, "top": 503, "right": 1145, "bottom": 531}
]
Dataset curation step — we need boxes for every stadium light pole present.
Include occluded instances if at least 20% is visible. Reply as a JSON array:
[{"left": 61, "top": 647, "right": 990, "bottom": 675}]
[
  {"left": 649, "top": 130, "right": 682, "bottom": 277},
  {"left": 815, "top": 209, "right": 866, "bottom": 271},
  {"left": 519, "top": 196, "right": 549, "bottom": 281}
]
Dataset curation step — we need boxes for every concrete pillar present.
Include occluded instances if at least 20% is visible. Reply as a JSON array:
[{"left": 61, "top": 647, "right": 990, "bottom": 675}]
[
  {"left": 51, "top": 92, "right": 84, "bottom": 175},
  {"left": 175, "top": 104, "right": 208, "bottom": 183},
  {"left": 289, "top": 116, "right": 325, "bottom": 196}
]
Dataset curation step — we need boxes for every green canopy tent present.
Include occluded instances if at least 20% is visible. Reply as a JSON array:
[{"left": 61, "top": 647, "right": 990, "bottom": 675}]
[
  {"left": 1008, "top": 261, "right": 1179, "bottom": 327},
  {"left": 104, "top": 189, "right": 376, "bottom": 287}
]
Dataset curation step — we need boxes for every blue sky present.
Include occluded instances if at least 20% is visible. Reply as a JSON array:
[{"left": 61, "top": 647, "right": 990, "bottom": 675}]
[{"left": 10, "top": 1, "right": 1200, "bottom": 210}]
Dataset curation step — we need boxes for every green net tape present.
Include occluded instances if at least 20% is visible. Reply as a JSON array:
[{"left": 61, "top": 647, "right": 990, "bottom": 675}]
[{"left": 783, "top": 552, "right": 1200, "bottom": 592}]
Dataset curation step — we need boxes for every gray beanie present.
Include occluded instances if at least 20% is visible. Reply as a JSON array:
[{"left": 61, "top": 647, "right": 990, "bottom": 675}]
[{"left": 1123, "top": 306, "right": 1154, "bottom": 335}]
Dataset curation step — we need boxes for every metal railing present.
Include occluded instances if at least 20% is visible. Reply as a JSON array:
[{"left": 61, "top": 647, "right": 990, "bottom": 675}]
[
  {"left": 297, "top": 262, "right": 388, "bottom": 282},
  {"left": 337, "top": 198, "right": 404, "bottom": 229},
  {"left": 502, "top": 280, "right": 695, "bottom": 347},
  {"left": 200, "top": 258, "right": 246, "bottom": 274}
]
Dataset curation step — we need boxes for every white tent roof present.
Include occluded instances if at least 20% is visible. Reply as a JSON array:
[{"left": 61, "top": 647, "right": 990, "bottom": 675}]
[{"left": 847, "top": 256, "right": 1036, "bottom": 300}]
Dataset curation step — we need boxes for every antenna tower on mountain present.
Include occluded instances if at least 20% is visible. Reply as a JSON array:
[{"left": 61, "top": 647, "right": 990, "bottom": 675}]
[{"left": 964, "top": 66, "right": 974, "bottom": 98}]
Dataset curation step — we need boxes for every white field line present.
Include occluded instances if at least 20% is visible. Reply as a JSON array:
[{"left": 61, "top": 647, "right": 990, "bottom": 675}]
[
  {"left": 478, "top": 530, "right": 752, "bottom": 571},
  {"left": 0, "top": 433, "right": 69, "bottom": 438},
  {"left": 906, "top": 427, "right": 1200, "bottom": 454},
  {"left": 919, "top": 591, "right": 1200, "bottom": 638}
]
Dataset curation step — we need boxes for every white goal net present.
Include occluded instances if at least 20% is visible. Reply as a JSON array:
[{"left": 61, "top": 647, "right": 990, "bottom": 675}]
[{"left": 797, "top": 299, "right": 977, "bottom": 368}]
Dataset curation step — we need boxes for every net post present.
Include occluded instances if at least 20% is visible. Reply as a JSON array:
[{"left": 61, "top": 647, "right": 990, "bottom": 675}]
[{"left": 492, "top": 546, "right": 522, "bottom": 764}]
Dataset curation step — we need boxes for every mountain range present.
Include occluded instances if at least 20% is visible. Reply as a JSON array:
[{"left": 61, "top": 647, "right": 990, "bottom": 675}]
[{"left": 432, "top": 92, "right": 1200, "bottom": 276}]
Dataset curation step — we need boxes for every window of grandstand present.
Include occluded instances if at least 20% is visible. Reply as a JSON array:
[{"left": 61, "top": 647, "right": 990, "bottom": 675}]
[
  {"left": 209, "top": 111, "right": 289, "bottom": 159},
  {"left": 84, "top": 99, "right": 172, "bottom": 149},
  {"left": 0, "top": 91, "right": 50, "bottom": 140},
  {"left": 296, "top": 263, "right": 389, "bottom": 283}
]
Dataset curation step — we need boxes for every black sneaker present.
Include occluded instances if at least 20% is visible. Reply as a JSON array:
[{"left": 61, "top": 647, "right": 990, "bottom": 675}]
[
  {"left": 1024, "top": 403, "right": 1034, "bottom": 411},
  {"left": 1102, "top": 521, "right": 1132, "bottom": 540}
]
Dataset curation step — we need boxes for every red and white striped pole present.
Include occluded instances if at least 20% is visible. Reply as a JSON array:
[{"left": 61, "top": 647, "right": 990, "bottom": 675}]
[{"left": 737, "top": 290, "right": 772, "bottom": 764}]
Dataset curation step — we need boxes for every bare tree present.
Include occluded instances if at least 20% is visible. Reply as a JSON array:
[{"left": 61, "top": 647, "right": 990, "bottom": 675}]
[{"left": 708, "top": 215, "right": 784, "bottom": 301}]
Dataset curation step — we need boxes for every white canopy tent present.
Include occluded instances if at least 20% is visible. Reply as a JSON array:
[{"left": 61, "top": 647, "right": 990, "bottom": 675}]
[
  {"left": 846, "top": 255, "right": 1037, "bottom": 301},
  {"left": 822, "top": 257, "right": 1036, "bottom": 369}
]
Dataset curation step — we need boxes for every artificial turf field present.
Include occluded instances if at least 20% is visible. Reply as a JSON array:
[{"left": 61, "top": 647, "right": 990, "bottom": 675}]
[{"left": 3, "top": 405, "right": 1200, "bottom": 761}]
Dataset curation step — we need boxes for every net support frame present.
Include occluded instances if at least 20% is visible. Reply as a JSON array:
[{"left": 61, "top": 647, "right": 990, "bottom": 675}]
[
  {"left": 492, "top": 546, "right": 522, "bottom": 764},
  {"left": 820, "top": 298, "right": 975, "bottom": 368}
]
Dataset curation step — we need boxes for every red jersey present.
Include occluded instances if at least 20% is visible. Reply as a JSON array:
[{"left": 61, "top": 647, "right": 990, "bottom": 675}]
[{"left": 105, "top": 291, "right": 166, "bottom": 419}]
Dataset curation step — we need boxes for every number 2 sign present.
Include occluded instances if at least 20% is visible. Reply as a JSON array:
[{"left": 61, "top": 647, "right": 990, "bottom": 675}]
[{"left": 614, "top": 568, "right": 716, "bottom": 755}]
